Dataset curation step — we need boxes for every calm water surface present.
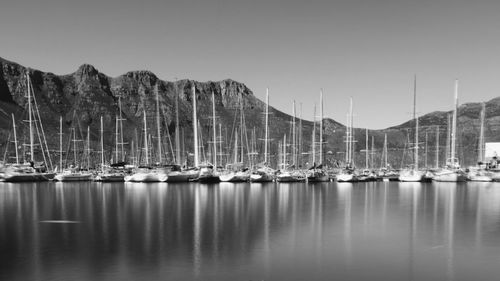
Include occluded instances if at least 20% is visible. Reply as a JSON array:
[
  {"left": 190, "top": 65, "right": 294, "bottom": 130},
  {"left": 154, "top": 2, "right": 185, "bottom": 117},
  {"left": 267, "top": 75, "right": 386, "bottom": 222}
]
[{"left": 1, "top": 181, "right": 500, "bottom": 281}]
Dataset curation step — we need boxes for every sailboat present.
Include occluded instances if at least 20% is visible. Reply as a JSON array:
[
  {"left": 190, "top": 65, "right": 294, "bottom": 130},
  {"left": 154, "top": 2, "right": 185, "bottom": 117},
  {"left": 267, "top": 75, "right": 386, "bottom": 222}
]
[
  {"left": 250, "top": 88, "right": 275, "bottom": 182},
  {"left": 306, "top": 89, "right": 329, "bottom": 182},
  {"left": 94, "top": 115, "right": 128, "bottom": 182},
  {"left": 220, "top": 92, "right": 250, "bottom": 182},
  {"left": 124, "top": 106, "right": 168, "bottom": 182},
  {"left": 276, "top": 102, "right": 306, "bottom": 182},
  {"left": 190, "top": 85, "right": 220, "bottom": 183},
  {"left": 54, "top": 117, "right": 93, "bottom": 181},
  {"left": 433, "top": 80, "right": 467, "bottom": 182},
  {"left": 166, "top": 83, "right": 197, "bottom": 182},
  {"left": 377, "top": 133, "right": 398, "bottom": 181},
  {"left": 1, "top": 72, "right": 56, "bottom": 182},
  {"left": 125, "top": 84, "right": 169, "bottom": 182},
  {"left": 336, "top": 98, "right": 358, "bottom": 182},
  {"left": 467, "top": 103, "right": 492, "bottom": 182},
  {"left": 399, "top": 76, "right": 424, "bottom": 182}
]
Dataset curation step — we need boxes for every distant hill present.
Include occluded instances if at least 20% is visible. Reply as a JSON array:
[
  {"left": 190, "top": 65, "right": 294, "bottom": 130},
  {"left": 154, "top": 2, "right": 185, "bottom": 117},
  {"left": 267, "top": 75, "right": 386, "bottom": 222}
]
[{"left": 0, "top": 56, "right": 496, "bottom": 168}]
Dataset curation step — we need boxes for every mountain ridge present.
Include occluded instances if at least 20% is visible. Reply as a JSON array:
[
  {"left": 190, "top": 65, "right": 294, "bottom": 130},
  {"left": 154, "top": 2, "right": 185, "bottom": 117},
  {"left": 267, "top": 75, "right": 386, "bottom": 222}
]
[{"left": 0, "top": 56, "right": 498, "bottom": 168}]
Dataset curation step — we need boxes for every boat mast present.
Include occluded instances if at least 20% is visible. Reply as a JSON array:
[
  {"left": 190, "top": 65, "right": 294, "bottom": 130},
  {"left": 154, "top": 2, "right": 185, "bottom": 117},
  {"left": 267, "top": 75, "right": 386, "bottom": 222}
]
[
  {"left": 365, "top": 129, "right": 369, "bottom": 169},
  {"left": 415, "top": 117, "right": 419, "bottom": 170},
  {"left": 12, "top": 114, "right": 19, "bottom": 164},
  {"left": 350, "top": 98, "right": 354, "bottom": 167},
  {"left": 86, "top": 126, "right": 90, "bottom": 169},
  {"left": 59, "top": 116, "right": 62, "bottom": 170},
  {"left": 240, "top": 95, "right": 244, "bottom": 164},
  {"left": 312, "top": 104, "right": 316, "bottom": 165},
  {"left": 413, "top": 75, "right": 419, "bottom": 170},
  {"left": 192, "top": 84, "right": 199, "bottom": 167},
  {"left": 348, "top": 98, "right": 354, "bottom": 166},
  {"left": 292, "top": 100, "right": 296, "bottom": 165},
  {"left": 478, "top": 102, "right": 485, "bottom": 163},
  {"left": 384, "top": 133, "right": 388, "bottom": 168},
  {"left": 100, "top": 116, "right": 104, "bottom": 172},
  {"left": 27, "top": 71, "right": 34, "bottom": 162},
  {"left": 451, "top": 80, "right": 458, "bottom": 163},
  {"left": 446, "top": 113, "right": 451, "bottom": 162},
  {"left": 175, "top": 83, "right": 181, "bottom": 164},
  {"left": 283, "top": 134, "right": 287, "bottom": 169},
  {"left": 320, "top": 89, "right": 324, "bottom": 164},
  {"left": 264, "top": 88, "right": 269, "bottom": 164},
  {"left": 115, "top": 117, "right": 119, "bottom": 162},
  {"left": 435, "top": 126, "right": 439, "bottom": 168},
  {"left": 118, "top": 96, "right": 125, "bottom": 162},
  {"left": 234, "top": 128, "right": 238, "bottom": 164},
  {"left": 212, "top": 91, "right": 217, "bottom": 168},
  {"left": 371, "top": 136, "right": 375, "bottom": 170},
  {"left": 424, "top": 131, "right": 428, "bottom": 168},
  {"left": 143, "top": 109, "right": 149, "bottom": 165},
  {"left": 299, "top": 102, "right": 303, "bottom": 167},
  {"left": 219, "top": 123, "right": 223, "bottom": 168},
  {"left": 156, "top": 83, "right": 162, "bottom": 164}
]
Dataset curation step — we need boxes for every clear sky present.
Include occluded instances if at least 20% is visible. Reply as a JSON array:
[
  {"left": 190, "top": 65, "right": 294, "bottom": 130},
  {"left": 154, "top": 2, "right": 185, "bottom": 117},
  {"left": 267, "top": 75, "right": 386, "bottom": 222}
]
[{"left": 1, "top": 0, "right": 499, "bottom": 129}]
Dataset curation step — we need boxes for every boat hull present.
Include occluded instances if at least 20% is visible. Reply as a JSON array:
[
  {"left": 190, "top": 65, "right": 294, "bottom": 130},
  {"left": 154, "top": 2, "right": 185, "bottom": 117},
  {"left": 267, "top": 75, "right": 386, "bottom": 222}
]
[
  {"left": 54, "top": 173, "right": 93, "bottom": 182},
  {"left": 336, "top": 173, "right": 358, "bottom": 182},
  {"left": 1, "top": 172, "right": 53, "bottom": 182},
  {"left": 307, "top": 175, "right": 330, "bottom": 182},
  {"left": 249, "top": 174, "right": 274, "bottom": 182},
  {"left": 398, "top": 170, "right": 424, "bottom": 182},
  {"left": 219, "top": 172, "right": 250, "bottom": 182},
  {"left": 165, "top": 172, "right": 194, "bottom": 183},
  {"left": 433, "top": 170, "right": 467, "bottom": 182},
  {"left": 124, "top": 173, "right": 167, "bottom": 182}
]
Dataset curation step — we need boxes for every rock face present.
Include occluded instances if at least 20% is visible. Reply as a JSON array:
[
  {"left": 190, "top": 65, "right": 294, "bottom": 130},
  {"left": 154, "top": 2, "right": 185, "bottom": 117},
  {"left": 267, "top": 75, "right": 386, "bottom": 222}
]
[{"left": 0, "top": 56, "right": 497, "bottom": 168}]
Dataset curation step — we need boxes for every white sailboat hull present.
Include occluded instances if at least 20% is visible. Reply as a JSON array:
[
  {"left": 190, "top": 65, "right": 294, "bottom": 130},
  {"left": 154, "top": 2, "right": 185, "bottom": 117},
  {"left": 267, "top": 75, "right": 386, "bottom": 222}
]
[
  {"left": 54, "top": 172, "right": 93, "bottom": 182},
  {"left": 336, "top": 173, "right": 357, "bottom": 182},
  {"left": 432, "top": 169, "right": 467, "bottom": 182},
  {"left": 124, "top": 172, "right": 167, "bottom": 182},
  {"left": 398, "top": 170, "right": 424, "bottom": 182}
]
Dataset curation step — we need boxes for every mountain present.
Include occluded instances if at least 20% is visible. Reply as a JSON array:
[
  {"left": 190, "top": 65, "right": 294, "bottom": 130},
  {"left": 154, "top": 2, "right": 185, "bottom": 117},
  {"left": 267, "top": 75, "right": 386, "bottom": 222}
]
[{"left": 0, "top": 56, "right": 497, "bottom": 168}]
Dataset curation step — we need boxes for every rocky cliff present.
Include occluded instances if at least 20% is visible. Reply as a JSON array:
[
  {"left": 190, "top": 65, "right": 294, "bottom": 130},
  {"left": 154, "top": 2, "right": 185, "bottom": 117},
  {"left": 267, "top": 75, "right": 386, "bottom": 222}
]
[{"left": 0, "top": 56, "right": 497, "bottom": 168}]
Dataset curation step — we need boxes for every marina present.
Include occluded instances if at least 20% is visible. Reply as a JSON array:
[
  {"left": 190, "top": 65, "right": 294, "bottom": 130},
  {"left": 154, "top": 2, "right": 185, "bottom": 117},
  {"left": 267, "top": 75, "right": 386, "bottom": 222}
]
[{"left": 3, "top": 1, "right": 500, "bottom": 280}]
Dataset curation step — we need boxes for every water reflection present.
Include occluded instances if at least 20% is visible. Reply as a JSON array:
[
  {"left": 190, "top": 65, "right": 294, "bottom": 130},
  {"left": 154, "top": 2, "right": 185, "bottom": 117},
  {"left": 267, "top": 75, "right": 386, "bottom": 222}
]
[{"left": 2, "top": 182, "right": 500, "bottom": 280}]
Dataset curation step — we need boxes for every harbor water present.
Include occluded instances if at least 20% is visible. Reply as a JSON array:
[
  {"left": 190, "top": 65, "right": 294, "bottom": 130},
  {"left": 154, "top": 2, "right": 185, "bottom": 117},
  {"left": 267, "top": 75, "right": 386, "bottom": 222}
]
[{"left": 1, "top": 181, "right": 500, "bottom": 280}]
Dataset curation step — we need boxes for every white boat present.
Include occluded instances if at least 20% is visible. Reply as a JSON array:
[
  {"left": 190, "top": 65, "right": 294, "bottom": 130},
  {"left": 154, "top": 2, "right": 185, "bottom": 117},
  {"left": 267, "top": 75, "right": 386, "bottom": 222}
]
[
  {"left": 94, "top": 172, "right": 125, "bottom": 182},
  {"left": 2, "top": 72, "right": 55, "bottom": 182},
  {"left": 54, "top": 169, "right": 93, "bottom": 181},
  {"left": 399, "top": 76, "right": 423, "bottom": 182},
  {"left": 336, "top": 170, "right": 358, "bottom": 182},
  {"left": 305, "top": 92, "right": 329, "bottom": 183},
  {"left": 124, "top": 167, "right": 167, "bottom": 182},
  {"left": 433, "top": 166, "right": 467, "bottom": 182},
  {"left": 467, "top": 104, "right": 492, "bottom": 182},
  {"left": 1, "top": 163, "right": 54, "bottom": 182},
  {"left": 250, "top": 166, "right": 275, "bottom": 182},
  {"left": 467, "top": 166, "right": 492, "bottom": 182},
  {"left": 276, "top": 170, "right": 305, "bottom": 182},
  {"left": 54, "top": 115, "right": 93, "bottom": 182},
  {"left": 336, "top": 99, "right": 357, "bottom": 183},
  {"left": 433, "top": 80, "right": 466, "bottom": 183},
  {"left": 219, "top": 170, "right": 250, "bottom": 182},
  {"left": 399, "top": 168, "right": 425, "bottom": 182}
]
